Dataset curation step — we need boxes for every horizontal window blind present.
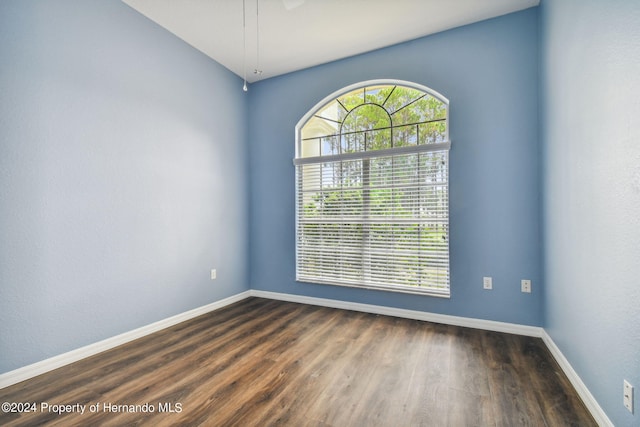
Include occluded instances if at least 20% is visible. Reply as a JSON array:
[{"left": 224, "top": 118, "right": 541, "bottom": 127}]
[{"left": 295, "top": 150, "right": 449, "bottom": 295}]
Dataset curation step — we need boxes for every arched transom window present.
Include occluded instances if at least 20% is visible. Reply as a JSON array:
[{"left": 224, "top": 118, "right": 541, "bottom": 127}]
[{"left": 294, "top": 80, "right": 450, "bottom": 296}]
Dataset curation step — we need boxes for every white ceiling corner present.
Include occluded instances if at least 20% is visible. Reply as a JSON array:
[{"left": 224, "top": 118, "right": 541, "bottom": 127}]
[{"left": 122, "top": 0, "right": 539, "bottom": 83}]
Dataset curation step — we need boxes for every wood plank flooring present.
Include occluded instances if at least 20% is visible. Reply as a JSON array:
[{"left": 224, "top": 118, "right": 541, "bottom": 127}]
[{"left": 0, "top": 297, "right": 596, "bottom": 426}]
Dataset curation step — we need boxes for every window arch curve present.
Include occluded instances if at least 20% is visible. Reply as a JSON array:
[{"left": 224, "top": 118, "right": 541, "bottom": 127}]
[
  {"left": 296, "top": 80, "right": 449, "bottom": 158},
  {"left": 294, "top": 80, "right": 451, "bottom": 296}
]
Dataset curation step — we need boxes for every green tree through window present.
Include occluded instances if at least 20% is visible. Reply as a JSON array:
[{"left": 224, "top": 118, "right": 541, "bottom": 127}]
[{"left": 294, "top": 81, "right": 450, "bottom": 296}]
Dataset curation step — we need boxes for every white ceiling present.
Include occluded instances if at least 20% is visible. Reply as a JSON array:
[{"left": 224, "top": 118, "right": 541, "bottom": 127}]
[{"left": 123, "top": 0, "right": 539, "bottom": 83}]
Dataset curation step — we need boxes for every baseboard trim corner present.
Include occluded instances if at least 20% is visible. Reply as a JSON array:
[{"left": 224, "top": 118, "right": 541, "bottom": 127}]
[
  {"left": 0, "top": 290, "right": 251, "bottom": 389},
  {"left": 541, "top": 331, "right": 613, "bottom": 427}
]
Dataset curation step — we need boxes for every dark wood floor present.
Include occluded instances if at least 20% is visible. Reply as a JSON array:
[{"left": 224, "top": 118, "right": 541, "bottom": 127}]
[{"left": 0, "top": 297, "right": 595, "bottom": 426}]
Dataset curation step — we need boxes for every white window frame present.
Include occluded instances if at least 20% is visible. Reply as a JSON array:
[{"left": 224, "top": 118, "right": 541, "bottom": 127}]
[{"left": 294, "top": 79, "right": 451, "bottom": 297}]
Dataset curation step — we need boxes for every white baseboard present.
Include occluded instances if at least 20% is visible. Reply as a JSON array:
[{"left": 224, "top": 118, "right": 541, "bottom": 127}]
[
  {"left": 0, "top": 288, "right": 611, "bottom": 427},
  {"left": 249, "top": 289, "right": 544, "bottom": 337},
  {"left": 0, "top": 291, "right": 251, "bottom": 389},
  {"left": 541, "top": 331, "right": 613, "bottom": 427}
]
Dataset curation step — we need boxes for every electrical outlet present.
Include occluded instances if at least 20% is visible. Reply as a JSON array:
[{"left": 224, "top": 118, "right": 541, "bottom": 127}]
[
  {"left": 521, "top": 279, "right": 531, "bottom": 293},
  {"left": 483, "top": 277, "right": 492, "bottom": 290},
  {"left": 211, "top": 269, "right": 217, "bottom": 280},
  {"left": 624, "top": 380, "right": 634, "bottom": 413}
]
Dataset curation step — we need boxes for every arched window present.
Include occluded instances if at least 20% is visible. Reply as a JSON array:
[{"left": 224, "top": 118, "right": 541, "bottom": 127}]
[{"left": 294, "top": 80, "right": 450, "bottom": 296}]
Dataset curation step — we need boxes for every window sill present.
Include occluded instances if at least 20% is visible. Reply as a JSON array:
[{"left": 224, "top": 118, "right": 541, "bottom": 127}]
[{"left": 297, "top": 278, "right": 450, "bottom": 298}]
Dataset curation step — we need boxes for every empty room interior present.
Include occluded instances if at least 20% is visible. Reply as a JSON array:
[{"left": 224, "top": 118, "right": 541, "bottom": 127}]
[{"left": 1, "top": 0, "right": 639, "bottom": 426}]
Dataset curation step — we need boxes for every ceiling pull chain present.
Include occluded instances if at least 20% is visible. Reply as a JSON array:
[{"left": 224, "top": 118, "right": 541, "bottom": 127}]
[
  {"left": 242, "top": 0, "right": 248, "bottom": 91},
  {"left": 254, "top": 0, "right": 263, "bottom": 78}
]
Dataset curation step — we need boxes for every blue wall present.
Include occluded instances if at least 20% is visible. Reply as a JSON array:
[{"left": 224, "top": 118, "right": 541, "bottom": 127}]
[
  {"left": 0, "top": 0, "right": 249, "bottom": 374},
  {"left": 540, "top": 0, "right": 640, "bottom": 425},
  {"left": 3, "top": 2, "right": 635, "bottom": 423},
  {"left": 248, "top": 9, "right": 543, "bottom": 326}
]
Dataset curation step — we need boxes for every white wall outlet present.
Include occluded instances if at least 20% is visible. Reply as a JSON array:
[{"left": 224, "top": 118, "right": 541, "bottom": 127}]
[
  {"left": 624, "top": 380, "right": 634, "bottom": 413},
  {"left": 210, "top": 269, "right": 217, "bottom": 280},
  {"left": 521, "top": 279, "right": 531, "bottom": 293},
  {"left": 483, "top": 277, "right": 492, "bottom": 290}
]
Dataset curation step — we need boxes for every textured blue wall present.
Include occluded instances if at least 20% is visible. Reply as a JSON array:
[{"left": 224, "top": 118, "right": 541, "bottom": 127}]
[
  {"left": 540, "top": 0, "right": 640, "bottom": 425},
  {"left": 248, "top": 9, "right": 543, "bottom": 326},
  {"left": 0, "top": 0, "right": 249, "bottom": 374}
]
